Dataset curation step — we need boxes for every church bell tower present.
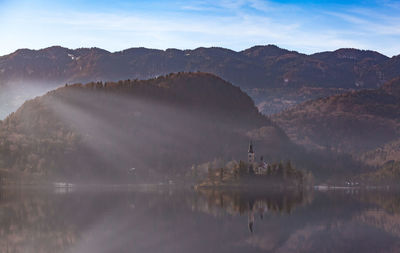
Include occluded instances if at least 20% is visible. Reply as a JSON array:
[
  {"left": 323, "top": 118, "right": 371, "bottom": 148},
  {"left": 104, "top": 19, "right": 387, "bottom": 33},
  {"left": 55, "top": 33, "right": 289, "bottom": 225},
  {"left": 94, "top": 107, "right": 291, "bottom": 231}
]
[{"left": 248, "top": 141, "right": 255, "bottom": 163}]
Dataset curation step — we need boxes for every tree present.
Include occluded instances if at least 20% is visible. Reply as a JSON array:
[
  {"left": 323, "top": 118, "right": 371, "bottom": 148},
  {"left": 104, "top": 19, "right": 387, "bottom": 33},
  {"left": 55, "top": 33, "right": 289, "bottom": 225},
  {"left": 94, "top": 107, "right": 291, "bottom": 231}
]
[
  {"left": 191, "top": 165, "right": 198, "bottom": 180},
  {"left": 207, "top": 166, "right": 213, "bottom": 180},
  {"left": 277, "top": 162, "right": 284, "bottom": 178},
  {"left": 238, "top": 160, "right": 248, "bottom": 177}
]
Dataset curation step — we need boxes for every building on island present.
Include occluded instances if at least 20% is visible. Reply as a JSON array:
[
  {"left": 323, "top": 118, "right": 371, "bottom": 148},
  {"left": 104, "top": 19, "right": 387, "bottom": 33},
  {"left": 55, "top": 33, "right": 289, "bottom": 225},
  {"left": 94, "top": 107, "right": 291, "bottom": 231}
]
[
  {"left": 255, "top": 156, "right": 269, "bottom": 175},
  {"left": 248, "top": 141, "right": 255, "bottom": 163},
  {"left": 248, "top": 141, "right": 269, "bottom": 175}
]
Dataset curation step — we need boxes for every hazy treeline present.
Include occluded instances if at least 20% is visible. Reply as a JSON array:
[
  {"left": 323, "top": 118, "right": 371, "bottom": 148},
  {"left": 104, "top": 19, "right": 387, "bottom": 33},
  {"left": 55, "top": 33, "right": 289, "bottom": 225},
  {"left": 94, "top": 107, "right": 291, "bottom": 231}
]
[{"left": 0, "top": 73, "right": 370, "bottom": 183}]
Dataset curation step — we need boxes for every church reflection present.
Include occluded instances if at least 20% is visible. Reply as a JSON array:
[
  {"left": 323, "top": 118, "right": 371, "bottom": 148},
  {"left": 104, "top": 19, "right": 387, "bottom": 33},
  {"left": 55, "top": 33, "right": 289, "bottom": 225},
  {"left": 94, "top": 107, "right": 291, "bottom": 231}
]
[
  {"left": 194, "top": 189, "right": 314, "bottom": 233},
  {"left": 2, "top": 187, "right": 400, "bottom": 253}
]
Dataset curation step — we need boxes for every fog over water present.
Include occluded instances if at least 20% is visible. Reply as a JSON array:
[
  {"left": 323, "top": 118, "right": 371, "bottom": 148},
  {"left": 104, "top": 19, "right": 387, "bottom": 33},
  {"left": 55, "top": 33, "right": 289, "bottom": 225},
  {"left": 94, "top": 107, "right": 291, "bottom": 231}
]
[{"left": 1, "top": 187, "right": 400, "bottom": 253}]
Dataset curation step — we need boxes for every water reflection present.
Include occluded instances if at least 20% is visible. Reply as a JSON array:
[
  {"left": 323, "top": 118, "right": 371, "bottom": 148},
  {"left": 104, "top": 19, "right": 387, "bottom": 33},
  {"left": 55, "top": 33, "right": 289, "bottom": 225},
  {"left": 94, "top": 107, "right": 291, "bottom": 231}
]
[
  {"left": 0, "top": 189, "right": 78, "bottom": 253},
  {"left": 0, "top": 187, "right": 400, "bottom": 252},
  {"left": 195, "top": 189, "right": 314, "bottom": 233}
]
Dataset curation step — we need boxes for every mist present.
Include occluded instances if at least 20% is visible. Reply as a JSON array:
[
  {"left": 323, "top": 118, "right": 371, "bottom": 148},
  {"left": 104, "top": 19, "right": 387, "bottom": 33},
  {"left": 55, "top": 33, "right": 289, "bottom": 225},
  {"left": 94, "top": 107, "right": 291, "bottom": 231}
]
[
  {"left": 41, "top": 86, "right": 265, "bottom": 182},
  {"left": 0, "top": 75, "right": 296, "bottom": 184},
  {"left": 0, "top": 74, "right": 368, "bottom": 184},
  {"left": 0, "top": 82, "right": 61, "bottom": 119}
]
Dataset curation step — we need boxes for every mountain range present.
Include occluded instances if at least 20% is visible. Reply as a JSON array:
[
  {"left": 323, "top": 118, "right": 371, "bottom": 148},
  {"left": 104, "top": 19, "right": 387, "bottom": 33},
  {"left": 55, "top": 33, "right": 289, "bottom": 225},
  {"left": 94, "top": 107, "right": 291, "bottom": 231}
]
[
  {"left": 1, "top": 45, "right": 400, "bottom": 118},
  {"left": 272, "top": 77, "right": 400, "bottom": 166},
  {"left": 1, "top": 44, "right": 399, "bottom": 182}
]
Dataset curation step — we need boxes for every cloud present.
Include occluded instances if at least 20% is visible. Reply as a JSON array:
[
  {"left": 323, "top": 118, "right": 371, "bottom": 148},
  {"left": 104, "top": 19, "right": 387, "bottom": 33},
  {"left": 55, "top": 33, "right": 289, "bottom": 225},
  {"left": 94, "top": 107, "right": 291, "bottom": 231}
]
[
  {"left": 380, "top": 0, "right": 400, "bottom": 9},
  {"left": 325, "top": 8, "right": 400, "bottom": 36},
  {"left": 325, "top": 11, "right": 368, "bottom": 25},
  {"left": 248, "top": 0, "right": 274, "bottom": 12},
  {"left": 179, "top": 0, "right": 283, "bottom": 13},
  {"left": 0, "top": 0, "right": 399, "bottom": 56},
  {"left": 0, "top": 6, "right": 301, "bottom": 49}
]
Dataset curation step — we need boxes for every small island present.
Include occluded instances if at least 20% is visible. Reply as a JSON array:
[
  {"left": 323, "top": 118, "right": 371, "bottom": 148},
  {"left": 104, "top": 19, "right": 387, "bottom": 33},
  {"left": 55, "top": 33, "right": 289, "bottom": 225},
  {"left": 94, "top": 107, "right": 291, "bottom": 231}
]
[{"left": 196, "top": 142, "right": 313, "bottom": 189}]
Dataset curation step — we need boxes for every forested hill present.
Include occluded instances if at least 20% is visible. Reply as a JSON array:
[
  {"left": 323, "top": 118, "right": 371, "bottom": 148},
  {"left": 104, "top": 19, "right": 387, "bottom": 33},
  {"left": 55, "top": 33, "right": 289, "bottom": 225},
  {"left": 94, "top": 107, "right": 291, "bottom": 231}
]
[
  {"left": 1, "top": 45, "right": 397, "bottom": 89},
  {"left": 272, "top": 77, "right": 400, "bottom": 165},
  {"left": 0, "top": 72, "right": 294, "bottom": 182},
  {"left": 1, "top": 45, "right": 399, "bottom": 117}
]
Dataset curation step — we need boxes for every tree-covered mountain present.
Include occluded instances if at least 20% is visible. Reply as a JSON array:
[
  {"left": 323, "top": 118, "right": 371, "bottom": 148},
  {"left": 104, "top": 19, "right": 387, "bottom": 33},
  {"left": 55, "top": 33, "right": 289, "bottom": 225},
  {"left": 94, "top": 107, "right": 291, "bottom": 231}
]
[
  {"left": 356, "top": 160, "right": 400, "bottom": 185},
  {"left": 1, "top": 45, "right": 399, "bottom": 117},
  {"left": 360, "top": 139, "right": 400, "bottom": 166},
  {"left": 272, "top": 77, "right": 400, "bottom": 165},
  {"left": 0, "top": 72, "right": 366, "bottom": 183},
  {"left": 0, "top": 73, "right": 293, "bottom": 183},
  {"left": 1, "top": 45, "right": 395, "bottom": 89}
]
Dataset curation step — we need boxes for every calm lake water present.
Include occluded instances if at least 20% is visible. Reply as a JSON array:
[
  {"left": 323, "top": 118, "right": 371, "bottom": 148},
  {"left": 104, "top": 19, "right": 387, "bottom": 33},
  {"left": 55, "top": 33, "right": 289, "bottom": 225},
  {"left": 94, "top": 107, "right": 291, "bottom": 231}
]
[{"left": 1, "top": 186, "right": 400, "bottom": 253}]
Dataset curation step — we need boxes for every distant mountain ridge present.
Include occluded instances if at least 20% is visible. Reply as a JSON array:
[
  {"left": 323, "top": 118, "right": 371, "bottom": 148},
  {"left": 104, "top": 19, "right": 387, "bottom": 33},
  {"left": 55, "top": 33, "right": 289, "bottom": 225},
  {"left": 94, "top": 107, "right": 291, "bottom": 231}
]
[
  {"left": 272, "top": 77, "right": 400, "bottom": 165},
  {"left": 1, "top": 45, "right": 398, "bottom": 88},
  {"left": 0, "top": 44, "right": 399, "bottom": 118}
]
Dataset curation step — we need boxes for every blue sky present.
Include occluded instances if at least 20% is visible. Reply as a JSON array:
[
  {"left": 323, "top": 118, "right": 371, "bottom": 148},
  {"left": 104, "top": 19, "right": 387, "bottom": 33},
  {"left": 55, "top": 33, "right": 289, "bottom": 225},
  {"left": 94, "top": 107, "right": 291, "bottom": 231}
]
[{"left": 0, "top": 0, "right": 399, "bottom": 56}]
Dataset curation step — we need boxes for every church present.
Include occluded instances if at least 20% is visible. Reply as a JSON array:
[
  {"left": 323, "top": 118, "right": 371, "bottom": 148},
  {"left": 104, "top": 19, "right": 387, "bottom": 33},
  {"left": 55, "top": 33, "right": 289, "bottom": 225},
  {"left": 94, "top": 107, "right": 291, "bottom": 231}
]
[{"left": 248, "top": 141, "right": 269, "bottom": 175}]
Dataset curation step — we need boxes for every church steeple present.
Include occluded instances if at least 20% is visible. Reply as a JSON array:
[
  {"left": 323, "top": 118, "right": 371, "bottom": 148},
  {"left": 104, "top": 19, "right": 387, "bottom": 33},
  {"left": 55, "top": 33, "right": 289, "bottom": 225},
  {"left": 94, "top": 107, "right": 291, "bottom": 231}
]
[
  {"left": 248, "top": 141, "right": 254, "bottom": 154},
  {"left": 248, "top": 141, "right": 255, "bottom": 163}
]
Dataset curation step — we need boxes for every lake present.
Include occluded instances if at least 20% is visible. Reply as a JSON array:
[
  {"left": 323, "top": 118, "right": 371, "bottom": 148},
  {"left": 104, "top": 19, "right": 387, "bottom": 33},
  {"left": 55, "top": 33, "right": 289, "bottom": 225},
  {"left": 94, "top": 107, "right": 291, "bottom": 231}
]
[{"left": 1, "top": 186, "right": 400, "bottom": 253}]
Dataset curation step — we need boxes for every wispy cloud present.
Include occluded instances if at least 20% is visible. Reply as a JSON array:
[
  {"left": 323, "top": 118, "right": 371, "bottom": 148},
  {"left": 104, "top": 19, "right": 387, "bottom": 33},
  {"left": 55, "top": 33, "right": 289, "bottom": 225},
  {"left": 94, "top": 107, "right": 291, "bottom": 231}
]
[
  {"left": 325, "top": 11, "right": 369, "bottom": 25},
  {"left": 326, "top": 8, "right": 400, "bottom": 36},
  {"left": 0, "top": 0, "right": 399, "bottom": 56},
  {"left": 380, "top": 0, "right": 400, "bottom": 9},
  {"left": 180, "top": 0, "right": 286, "bottom": 13}
]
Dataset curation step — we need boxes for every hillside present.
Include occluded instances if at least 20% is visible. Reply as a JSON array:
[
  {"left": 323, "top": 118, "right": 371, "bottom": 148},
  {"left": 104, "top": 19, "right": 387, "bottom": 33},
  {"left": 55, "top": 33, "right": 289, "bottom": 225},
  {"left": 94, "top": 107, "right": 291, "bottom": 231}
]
[
  {"left": 0, "top": 45, "right": 399, "bottom": 117},
  {"left": 360, "top": 139, "right": 400, "bottom": 166},
  {"left": 0, "top": 72, "right": 295, "bottom": 183},
  {"left": 272, "top": 77, "right": 400, "bottom": 163},
  {"left": 0, "top": 45, "right": 391, "bottom": 89},
  {"left": 358, "top": 161, "right": 400, "bottom": 185}
]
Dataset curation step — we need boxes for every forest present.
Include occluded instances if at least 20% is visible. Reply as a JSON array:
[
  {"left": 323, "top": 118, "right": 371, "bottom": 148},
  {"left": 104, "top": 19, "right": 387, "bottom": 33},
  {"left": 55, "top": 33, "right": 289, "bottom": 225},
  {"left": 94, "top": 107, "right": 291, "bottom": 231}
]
[{"left": 0, "top": 72, "right": 366, "bottom": 184}]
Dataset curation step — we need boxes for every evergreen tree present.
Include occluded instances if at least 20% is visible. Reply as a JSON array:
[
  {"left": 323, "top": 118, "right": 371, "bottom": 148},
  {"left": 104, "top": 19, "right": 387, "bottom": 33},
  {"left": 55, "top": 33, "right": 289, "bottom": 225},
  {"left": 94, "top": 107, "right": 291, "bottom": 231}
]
[{"left": 238, "top": 160, "right": 248, "bottom": 176}]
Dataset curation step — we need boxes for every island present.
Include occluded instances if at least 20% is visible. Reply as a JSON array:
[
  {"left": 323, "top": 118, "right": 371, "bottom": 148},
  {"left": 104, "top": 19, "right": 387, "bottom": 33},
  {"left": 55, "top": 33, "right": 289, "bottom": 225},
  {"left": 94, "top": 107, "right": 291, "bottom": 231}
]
[{"left": 195, "top": 142, "right": 314, "bottom": 189}]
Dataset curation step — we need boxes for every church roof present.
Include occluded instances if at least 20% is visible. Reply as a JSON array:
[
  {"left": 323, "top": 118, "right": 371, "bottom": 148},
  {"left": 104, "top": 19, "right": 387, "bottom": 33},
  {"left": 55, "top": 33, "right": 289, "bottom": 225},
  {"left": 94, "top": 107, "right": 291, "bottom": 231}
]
[{"left": 248, "top": 141, "right": 254, "bottom": 153}]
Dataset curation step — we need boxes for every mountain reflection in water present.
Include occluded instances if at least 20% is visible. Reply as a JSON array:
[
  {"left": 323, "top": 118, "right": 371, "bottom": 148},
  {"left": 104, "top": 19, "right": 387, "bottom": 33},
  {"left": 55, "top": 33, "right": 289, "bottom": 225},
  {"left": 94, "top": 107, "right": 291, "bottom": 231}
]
[
  {"left": 195, "top": 189, "right": 313, "bottom": 233},
  {"left": 1, "top": 187, "right": 400, "bottom": 253}
]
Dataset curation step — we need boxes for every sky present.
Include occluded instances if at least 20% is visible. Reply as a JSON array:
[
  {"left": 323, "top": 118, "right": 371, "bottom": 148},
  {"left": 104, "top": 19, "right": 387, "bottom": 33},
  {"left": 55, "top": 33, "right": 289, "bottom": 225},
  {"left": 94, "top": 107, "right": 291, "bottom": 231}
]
[{"left": 0, "top": 0, "right": 400, "bottom": 56}]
